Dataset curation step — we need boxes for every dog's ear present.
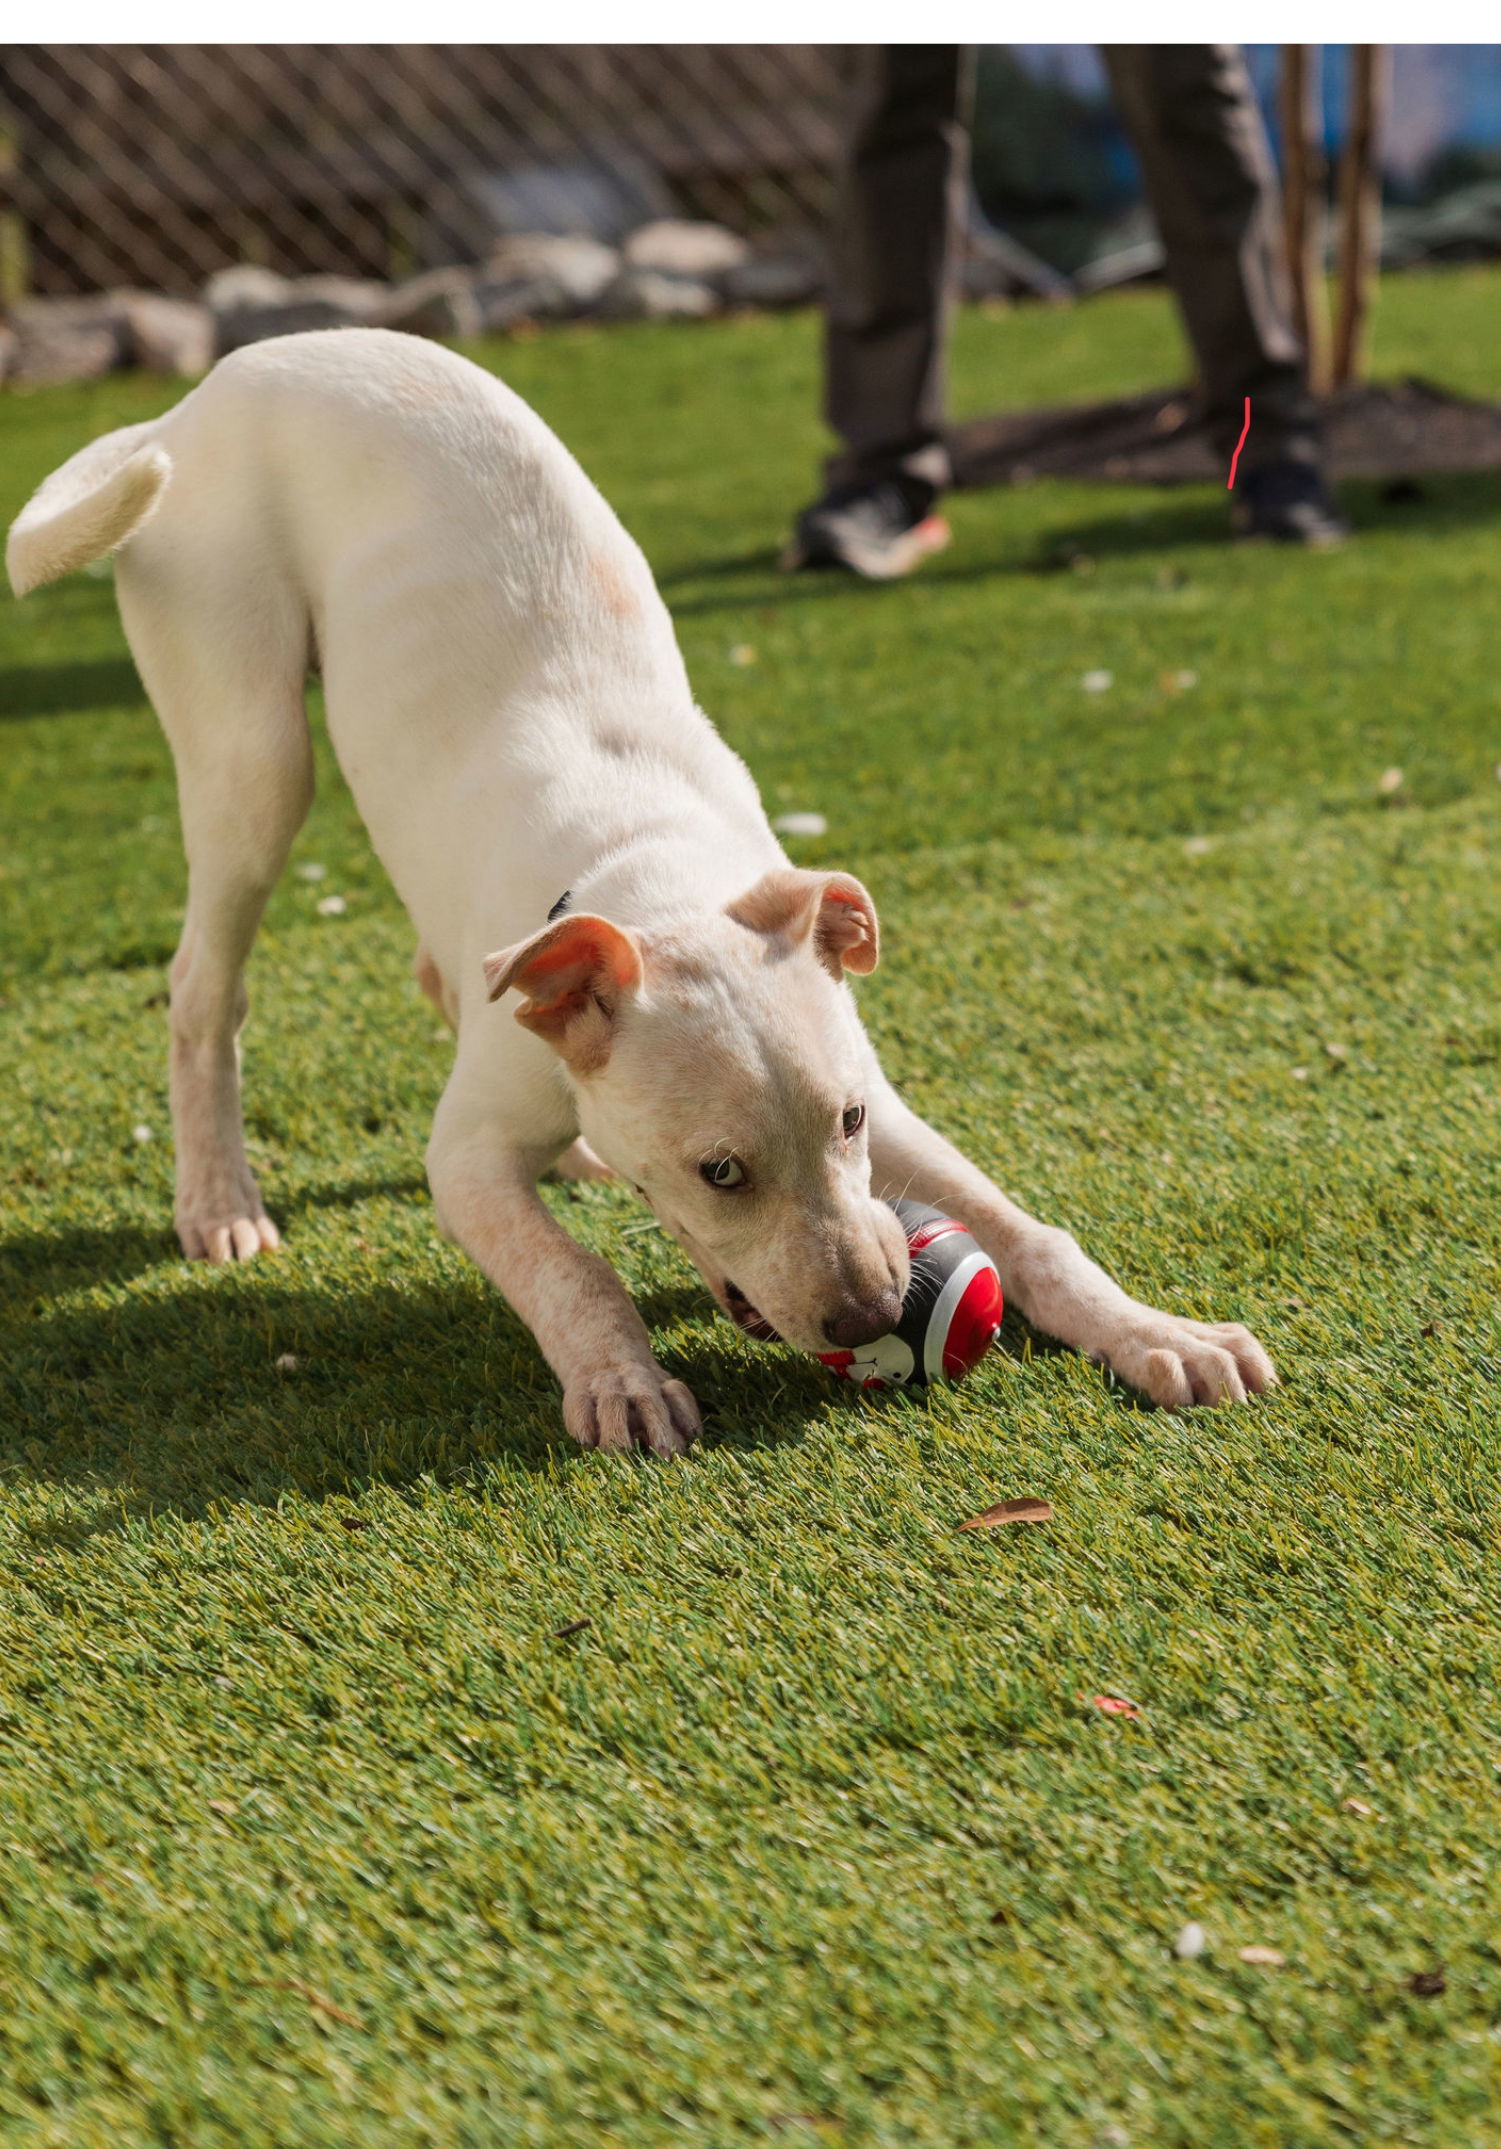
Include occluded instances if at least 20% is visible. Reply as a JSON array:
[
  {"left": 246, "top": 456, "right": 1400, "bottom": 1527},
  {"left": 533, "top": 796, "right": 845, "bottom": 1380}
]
[
  {"left": 482, "top": 913, "right": 643, "bottom": 1072},
  {"left": 727, "top": 869, "right": 880, "bottom": 977}
]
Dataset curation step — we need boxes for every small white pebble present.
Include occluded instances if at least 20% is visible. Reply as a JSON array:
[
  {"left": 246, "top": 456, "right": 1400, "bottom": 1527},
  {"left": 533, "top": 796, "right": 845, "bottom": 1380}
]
[
  {"left": 1290, "top": 1066, "right": 1310, "bottom": 1081},
  {"left": 1377, "top": 766, "right": 1404, "bottom": 795},
  {"left": 316, "top": 894, "right": 346, "bottom": 917},
  {"left": 1081, "top": 669, "right": 1113, "bottom": 693},
  {"left": 1173, "top": 1921, "right": 1207, "bottom": 1960},
  {"left": 296, "top": 862, "right": 327, "bottom": 881},
  {"left": 773, "top": 812, "right": 828, "bottom": 838},
  {"left": 131, "top": 1123, "right": 153, "bottom": 1144},
  {"left": 274, "top": 1353, "right": 299, "bottom": 1373},
  {"left": 1183, "top": 835, "right": 1213, "bottom": 857},
  {"left": 729, "top": 644, "right": 757, "bottom": 667}
]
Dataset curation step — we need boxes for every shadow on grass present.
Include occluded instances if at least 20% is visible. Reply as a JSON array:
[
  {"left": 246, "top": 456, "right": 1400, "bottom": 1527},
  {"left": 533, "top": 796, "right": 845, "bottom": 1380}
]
[
  {"left": 656, "top": 471, "right": 1501, "bottom": 618},
  {"left": 1, "top": 1258, "right": 842, "bottom": 1533},
  {"left": 0, "top": 1173, "right": 431, "bottom": 1298},
  {"left": 0, "top": 656, "right": 146, "bottom": 721}
]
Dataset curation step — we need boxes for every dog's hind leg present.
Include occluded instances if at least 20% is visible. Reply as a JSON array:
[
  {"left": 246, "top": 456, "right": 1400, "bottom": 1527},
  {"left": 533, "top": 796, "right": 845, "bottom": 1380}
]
[{"left": 118, "top": 556, "right": 314, "bottom": 1262}]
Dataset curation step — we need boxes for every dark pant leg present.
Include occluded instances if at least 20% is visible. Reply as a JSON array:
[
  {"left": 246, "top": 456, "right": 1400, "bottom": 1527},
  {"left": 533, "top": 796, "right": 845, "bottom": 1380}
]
[
  {"left": 823, "top": 45, "right": 974, "bottom": 491},
  {"left": 1101, "top": 44, "right": 1318, "bottom": 467}
]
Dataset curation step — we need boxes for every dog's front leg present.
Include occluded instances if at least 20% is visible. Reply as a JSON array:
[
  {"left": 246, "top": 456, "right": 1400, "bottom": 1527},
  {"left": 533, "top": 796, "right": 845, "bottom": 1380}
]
[
  {"left": 863, "top": 1063, "right": 1276, "bottom": 1408},
  {"left": 428, "top": 1135, "right": 700, "bottom": 1459}
]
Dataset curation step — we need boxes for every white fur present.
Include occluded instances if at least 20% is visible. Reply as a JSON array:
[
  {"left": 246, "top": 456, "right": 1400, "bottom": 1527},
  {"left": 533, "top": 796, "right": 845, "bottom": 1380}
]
[{"left": 8, "top": 329, "right": 1277, "bottom": 1450}]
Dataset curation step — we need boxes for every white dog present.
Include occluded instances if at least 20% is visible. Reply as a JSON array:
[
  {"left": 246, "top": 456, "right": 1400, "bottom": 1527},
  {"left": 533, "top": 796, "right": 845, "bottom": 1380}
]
[{"left": 7, "top": 330, "right": 1275, "bottom": 1454}]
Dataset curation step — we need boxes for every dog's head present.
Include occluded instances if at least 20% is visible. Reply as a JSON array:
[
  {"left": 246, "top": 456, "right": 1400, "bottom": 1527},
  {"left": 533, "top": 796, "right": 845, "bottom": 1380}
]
[{"left": 483, "top": 869, "right": 909, "bottom": 1354}]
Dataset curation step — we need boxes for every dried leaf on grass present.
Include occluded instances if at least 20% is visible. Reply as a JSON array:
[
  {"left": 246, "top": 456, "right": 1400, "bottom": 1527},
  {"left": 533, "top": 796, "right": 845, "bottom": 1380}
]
[
  {"left": 1407, "top": 1967, "right": 1446, "bottom": 1997},
  {"left": 552, "top": 1617, "right": 593, "bottom": 1639},
  {"left": 253, "top": 1977, "right": 368, "bottom": 2030},
  {"left": 1343, "top": 1796, "right": 1381, "bottom": 1817},
  {"left": 1238, "top": 1945, "right": 1286, "bottom": 1966},
  {"left": 1081, "top": 1693, "right": 1141, "bottom": 1719},
  {"left": 959, "top": 1497, "right": 1053, "bottom": 1530}
]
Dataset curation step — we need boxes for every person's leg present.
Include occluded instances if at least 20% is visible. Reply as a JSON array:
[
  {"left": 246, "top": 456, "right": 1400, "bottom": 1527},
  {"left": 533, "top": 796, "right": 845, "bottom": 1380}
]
[
  {"left": 825, "top": 43, "right": 973, "bottom": 491},
  {"left": 1102, "top": 43, "right": 1316, "bottom": 470},
  {"left": 784, "top": 45, "right": 973, "bottom": 576}
]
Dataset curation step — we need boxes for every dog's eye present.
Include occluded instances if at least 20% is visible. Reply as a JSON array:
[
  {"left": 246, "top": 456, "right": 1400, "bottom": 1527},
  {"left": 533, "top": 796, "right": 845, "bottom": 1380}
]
[
  {"left": 842, "top": 1103, "right": 866, "bottom": 1139},
  {"left": 700, "top": 1156, "right": 747, "bottom": 1190}
]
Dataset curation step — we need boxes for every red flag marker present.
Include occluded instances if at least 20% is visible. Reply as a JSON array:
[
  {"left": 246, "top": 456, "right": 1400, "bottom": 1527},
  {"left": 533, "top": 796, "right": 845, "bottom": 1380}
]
[{"left": 1227, "top": 398, "right": 1251, "bottom": 489}]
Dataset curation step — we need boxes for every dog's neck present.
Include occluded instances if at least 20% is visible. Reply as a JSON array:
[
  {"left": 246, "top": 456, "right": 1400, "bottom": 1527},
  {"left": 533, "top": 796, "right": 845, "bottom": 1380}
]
[{"left": 561, "top": 821, "right": 783, "bottom": 934}]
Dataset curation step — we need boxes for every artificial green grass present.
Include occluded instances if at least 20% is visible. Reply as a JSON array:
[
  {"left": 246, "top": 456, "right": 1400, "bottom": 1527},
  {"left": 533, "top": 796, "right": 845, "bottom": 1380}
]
[{"left": 4, "top": 269, "right": 1501, "bottom": 2145}]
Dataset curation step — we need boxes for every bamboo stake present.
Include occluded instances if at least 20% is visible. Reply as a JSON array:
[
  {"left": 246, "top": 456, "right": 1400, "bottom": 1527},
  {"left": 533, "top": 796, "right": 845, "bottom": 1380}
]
[
  {"left": 1332, "top": 45, "right": 1388, "bottom": 390},
  {"left": 1278, "top": 45, "right": 1330, "bottom": 397}
]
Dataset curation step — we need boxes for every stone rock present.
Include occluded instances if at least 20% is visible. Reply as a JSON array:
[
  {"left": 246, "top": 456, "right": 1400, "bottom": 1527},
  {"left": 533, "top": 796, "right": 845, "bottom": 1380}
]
[
  {"left": 287, "top": 275, "right": 389, "bottom": 321},
  {"left": 7, "top": 294, "right": 131, "bottom": 383},
  {"left": 202, "top": 263, "right": 291, "bottom": 311},
  {"left": 470, "top": 274, "right": 574, "bottom": 332},
  {"left": 380, "top": 265, "right": 480, "bottom": 339},
  {"left": 486, "top": 232, "right": 620, "bottom": 309},
  {"left": 716, "top": 251, "right": 824, "bottom": 310},
  {"left": 120, "top": 291, "right": 214, "bottom": 376},
  {"left": 211, "top": 277, "right": 389, "bottom": 355},
  {"left": 213, "top": 297, "right": 369, "bottom": 354},
  {"left": 597, "top": 268, "right": 718, "bottom": 322},
  {"left": 624, "top": 220, "right": 749, "bottom": 278}
]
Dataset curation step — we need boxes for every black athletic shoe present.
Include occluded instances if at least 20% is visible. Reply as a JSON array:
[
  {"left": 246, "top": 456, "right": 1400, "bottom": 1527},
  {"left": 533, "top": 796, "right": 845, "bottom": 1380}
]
[
  {"left": 1232, "top": 458, "right": 1349, "bottom": 548},
  {"left": 780, "top": 474, "right": 951, "bottom": 580}
]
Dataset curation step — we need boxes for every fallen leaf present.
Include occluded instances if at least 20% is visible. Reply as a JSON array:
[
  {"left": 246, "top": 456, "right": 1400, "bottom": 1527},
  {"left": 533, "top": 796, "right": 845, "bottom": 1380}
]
[
  {"left": 339, "top": 1517, "right": 370, "bottom": 1533},
  {"left": 278, "top": 1978, "right": 366, "bottom": 2030},
  {"left": 1082, "top": 1693, "right": 1141, "bottom": 1719},
  {"left": 553, "top": 1617, "right": 593, "bottom": 1639},
  {"left": 1407, "top": 1967, "right": 1446, "bottom": 1997},
  {"left": 207, "top": 1798, "right": 238, "bottom": 1817},
  {"left": 1323, "top": 1041, "right": 1348, "bottom": 1063},
  {"left": 316, "top": 894, "right": 347, "bottom": 917},
  {"left": 1343, "top": 1797, "right": 1381, "bottom": 1817},
  {"left": 959, "top": 1497, "right": 1053, "bottom": 1530},
  {"left": 1290, "top": 1066, "right": 1310, "bottom": 1081},
  {"left": 1081, "top": 669, "right": 1113, "bottom": 693},
  {"left": 1377, "top": 766, "right": 1405, "bottom": 795},
  {"left": 1238, "top": 1945, "right": 1285, "bottom": 1966}
]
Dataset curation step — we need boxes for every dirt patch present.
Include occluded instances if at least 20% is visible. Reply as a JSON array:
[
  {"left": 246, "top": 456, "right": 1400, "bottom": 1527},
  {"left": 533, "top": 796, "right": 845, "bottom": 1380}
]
[{"left": 949, "top": 376, "right": 1501, "bottom": 489}]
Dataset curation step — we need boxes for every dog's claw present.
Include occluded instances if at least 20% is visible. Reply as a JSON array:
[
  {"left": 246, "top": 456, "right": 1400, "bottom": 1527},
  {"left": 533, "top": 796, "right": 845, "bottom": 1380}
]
[
  {"left": 563, "top": 1362, "right": 701, "bottom": 1459},
  {"left": 1108, "top": 1314, "right": 1276, "bottom": 1410},
  {"left": 178, "top": 1209, "right": 280, "bottom": 1263}
]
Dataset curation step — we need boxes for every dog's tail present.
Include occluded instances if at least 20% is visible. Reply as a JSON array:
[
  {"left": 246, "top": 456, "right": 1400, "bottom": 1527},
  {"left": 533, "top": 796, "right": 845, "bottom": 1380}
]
[{"left": 6, "top": 423, "right": 173, "bottom": 599}]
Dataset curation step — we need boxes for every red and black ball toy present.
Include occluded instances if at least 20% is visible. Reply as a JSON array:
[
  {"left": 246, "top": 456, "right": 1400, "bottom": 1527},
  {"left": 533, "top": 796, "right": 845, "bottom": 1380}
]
[{"left": 817, "top": 1196, "right": 1004, "bottom": 1391}]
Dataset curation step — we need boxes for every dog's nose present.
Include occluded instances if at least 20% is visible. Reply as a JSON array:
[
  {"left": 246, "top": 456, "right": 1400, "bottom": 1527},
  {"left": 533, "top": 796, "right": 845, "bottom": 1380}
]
[{"left": 822, "top": 1287, "right": 903, "bottom": 1350}]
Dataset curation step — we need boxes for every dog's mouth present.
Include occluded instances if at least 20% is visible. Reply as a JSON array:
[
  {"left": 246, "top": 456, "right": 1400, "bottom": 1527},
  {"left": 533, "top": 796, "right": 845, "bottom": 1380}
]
[{"left": 722, "top": 1280, "right": 782, "bottom": 1344}]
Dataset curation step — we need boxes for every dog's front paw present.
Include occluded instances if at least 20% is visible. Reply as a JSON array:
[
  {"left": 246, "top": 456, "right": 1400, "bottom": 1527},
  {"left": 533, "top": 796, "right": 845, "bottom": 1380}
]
[
  {"left": 563, "top": 1360, "right": 701, "bottom": 1459},
  {"left": 176, "top": 1187, "right": 281, "bottom": 1264},
  {"left": 1098, "top": 1312, "right": 1277, "bottom": 1409}
]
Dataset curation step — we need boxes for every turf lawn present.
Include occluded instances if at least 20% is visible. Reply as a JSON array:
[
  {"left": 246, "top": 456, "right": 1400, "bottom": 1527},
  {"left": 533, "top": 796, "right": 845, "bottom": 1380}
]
[{"left": 4, "top": 270, "right": 1501, "bottom": 2147}]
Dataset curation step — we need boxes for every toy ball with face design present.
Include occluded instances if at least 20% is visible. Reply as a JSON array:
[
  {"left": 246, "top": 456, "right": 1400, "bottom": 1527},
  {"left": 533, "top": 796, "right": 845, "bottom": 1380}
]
[{"left": 816, "top": 1197, "right": 1003, "bottom": 1390}]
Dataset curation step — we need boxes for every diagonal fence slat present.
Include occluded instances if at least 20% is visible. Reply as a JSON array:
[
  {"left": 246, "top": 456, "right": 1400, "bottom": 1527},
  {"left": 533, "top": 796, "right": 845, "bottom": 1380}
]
[{"left": 0, "top": 43, "right": 842, "bottom": 298}]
